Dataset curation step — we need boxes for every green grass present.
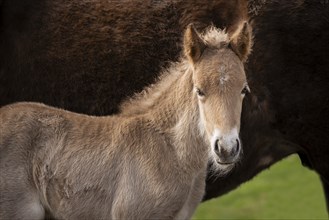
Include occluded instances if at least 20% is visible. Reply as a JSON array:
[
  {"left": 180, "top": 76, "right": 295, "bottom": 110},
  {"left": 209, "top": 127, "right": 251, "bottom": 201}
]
[{"left": 193, "top": 155, "right": 328, "bottom": 219}]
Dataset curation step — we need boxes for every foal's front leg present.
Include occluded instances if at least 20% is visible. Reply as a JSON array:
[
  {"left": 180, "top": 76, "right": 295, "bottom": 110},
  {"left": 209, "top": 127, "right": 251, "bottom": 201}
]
[{"left": 174, "top": 171, "right": 206, "bottom": 220}]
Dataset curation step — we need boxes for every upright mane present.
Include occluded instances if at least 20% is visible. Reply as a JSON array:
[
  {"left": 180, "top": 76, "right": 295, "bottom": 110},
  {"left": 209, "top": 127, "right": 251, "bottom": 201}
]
[
  {"left": 201, "top": 26, "right": 229, "bottom": 48},
  {"left": 119, "top": 26, "right": 229, "bottom": 116}
]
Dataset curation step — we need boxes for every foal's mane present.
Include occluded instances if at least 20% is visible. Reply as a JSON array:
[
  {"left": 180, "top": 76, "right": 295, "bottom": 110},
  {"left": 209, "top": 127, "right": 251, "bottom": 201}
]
[
  {"left": 119, "top": 60, "right": 191, "bottom": 116},
  {"left": 119, "top": 26, "right": 229, "bottom": 116}
]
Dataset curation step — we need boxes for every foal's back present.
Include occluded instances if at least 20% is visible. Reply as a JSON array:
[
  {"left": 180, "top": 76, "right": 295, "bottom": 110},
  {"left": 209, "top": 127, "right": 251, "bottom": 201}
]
[{"left": 0, "top": 102, "right": 190, "bottom": 219}]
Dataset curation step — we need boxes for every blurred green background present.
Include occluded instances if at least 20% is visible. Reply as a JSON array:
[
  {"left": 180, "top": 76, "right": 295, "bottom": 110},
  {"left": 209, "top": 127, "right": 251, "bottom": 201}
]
[{"left": 193, "top": 155, "right": 328, "bottom": 219}]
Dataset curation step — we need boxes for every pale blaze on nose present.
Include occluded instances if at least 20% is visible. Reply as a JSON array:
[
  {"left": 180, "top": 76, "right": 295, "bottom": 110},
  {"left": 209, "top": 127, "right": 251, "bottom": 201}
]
[{"left": 202, "top": 87, "right": 243, "bottom": 135}]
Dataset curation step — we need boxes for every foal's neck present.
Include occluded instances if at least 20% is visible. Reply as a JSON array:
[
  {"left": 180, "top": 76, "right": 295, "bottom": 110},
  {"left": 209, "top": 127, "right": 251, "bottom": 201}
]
[
  {"left": 124, "top": 62, "right": 200, "bottom": 130},
  {"left": 121, "top": 61, "right": 208, "bottom": 172},
  {"left": 149, "top": 69, "right": 197, "bottom": 130}
]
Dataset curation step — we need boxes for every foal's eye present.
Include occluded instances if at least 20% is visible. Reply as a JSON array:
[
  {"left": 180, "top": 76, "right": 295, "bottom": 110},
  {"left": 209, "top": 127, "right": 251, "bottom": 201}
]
[
  {"left": 241, "top": 85, "right": 250, "bottom": 95},
  {"left": 196, "top": 88, "right": 205, "bottom": 97}
]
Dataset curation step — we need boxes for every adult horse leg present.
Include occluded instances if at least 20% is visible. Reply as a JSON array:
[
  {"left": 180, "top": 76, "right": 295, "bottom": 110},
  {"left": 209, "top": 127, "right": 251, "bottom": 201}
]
[
  {"left": 320, "top": 176, "right": 329, "bottom": 213},
  {"left": 299, "top": 149, "right": 329, "bottom": 213}
]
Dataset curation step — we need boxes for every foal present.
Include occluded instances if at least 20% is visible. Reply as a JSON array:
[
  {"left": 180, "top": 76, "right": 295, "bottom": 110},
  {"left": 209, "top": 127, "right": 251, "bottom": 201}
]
[{"left": 0, "top": 23, "right": 252, "bottom": 220}]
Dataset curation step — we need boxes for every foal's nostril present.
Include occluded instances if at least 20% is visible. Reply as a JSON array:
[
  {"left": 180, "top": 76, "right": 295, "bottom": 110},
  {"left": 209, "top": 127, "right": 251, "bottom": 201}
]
[
  {"left": 235, "top": 139, "right": 240, "bottom": 154},
  {"left": 214, "top": 139, "right": 220, "bottom": 153}
]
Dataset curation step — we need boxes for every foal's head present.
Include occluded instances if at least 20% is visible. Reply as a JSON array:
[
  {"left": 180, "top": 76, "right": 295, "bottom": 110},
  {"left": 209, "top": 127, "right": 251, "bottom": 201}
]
[{"left": 184, "top": 22, "right": 252, "bottom": 172}]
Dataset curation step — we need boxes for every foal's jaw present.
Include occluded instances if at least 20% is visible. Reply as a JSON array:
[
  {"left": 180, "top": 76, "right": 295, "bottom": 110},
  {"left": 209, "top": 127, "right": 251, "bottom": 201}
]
[{"left": 210, "top": 128, "right": 242, "bottom": 168}]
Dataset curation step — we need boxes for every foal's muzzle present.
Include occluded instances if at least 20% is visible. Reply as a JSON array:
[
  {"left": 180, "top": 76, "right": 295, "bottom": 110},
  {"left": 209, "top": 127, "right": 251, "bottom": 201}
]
[{"left": 213, "top": 138, "right": 241, "bottom": 164}]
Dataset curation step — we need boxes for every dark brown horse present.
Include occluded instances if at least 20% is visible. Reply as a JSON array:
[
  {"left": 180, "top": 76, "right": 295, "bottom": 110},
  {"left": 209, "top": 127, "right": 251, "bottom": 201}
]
[
  {"left": 0, "top": 0, "right": 247, "bottom": 115},
  {"left": 1, "top": 0, "right": 329, "bottom": 213}
]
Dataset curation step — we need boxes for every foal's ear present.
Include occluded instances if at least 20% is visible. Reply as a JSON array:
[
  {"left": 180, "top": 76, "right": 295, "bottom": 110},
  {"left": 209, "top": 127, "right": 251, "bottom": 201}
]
[
  {"left": 229, "top": 22, "right": 253, "bottom": 62},
  {"left": 184, "top": 24, "right": 207, "bottom": 65}
]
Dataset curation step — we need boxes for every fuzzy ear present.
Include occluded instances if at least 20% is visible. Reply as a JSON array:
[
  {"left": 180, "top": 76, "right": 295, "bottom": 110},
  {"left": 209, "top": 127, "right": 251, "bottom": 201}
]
[
  {"left": 229, "top": 22, "right": 253, "bottom": 62},
  {"left": 184, "top": 24, "right": 207, "bottom": 65}
]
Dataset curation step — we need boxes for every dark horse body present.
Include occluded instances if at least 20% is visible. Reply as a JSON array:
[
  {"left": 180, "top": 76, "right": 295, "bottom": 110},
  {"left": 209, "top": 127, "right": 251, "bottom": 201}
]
[{"left": 1, "top": 0, "right": 329, "bottom": 213}]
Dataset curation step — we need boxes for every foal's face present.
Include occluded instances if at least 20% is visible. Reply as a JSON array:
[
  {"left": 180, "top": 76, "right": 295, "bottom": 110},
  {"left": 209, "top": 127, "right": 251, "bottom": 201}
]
[
  {"left": 193, "top": 48, "right": 249, "bottom": 169},
  {"left": 184, "top": 23, "right": 252, "bottom": 172}
]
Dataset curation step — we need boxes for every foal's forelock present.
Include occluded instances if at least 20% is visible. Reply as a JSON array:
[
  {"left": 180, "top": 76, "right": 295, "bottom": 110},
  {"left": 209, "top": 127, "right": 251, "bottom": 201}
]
[{"left": 201, "top": 26, "right": 229, "bottom": 48}]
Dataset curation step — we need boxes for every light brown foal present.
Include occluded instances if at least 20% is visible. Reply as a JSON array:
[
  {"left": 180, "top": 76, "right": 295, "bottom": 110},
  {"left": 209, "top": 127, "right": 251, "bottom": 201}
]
[{"left": 0, "top": 22, "right": 252, "bottom": 220}]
